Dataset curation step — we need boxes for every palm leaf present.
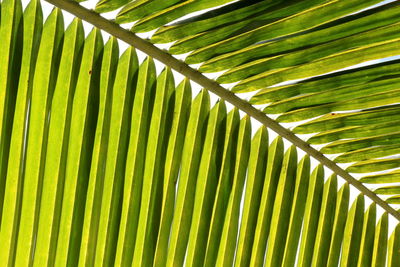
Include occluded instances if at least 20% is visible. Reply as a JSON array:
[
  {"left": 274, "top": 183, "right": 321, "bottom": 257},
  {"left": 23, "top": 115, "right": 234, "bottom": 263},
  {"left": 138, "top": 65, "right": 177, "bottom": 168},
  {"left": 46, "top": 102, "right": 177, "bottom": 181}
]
[{"left": 0, "top": 0, "right": 400, "bottom": 266}]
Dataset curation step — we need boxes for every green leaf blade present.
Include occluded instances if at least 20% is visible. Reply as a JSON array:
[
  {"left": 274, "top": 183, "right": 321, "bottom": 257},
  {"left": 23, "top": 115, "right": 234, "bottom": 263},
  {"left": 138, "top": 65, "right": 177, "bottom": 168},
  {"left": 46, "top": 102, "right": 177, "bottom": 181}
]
[
  {"left": 94, "top": 47, "right": 139, "bottom": 267},
  {"left": 311, "top": 175, "right": 338, "bottom": 267},
  {"left": 326, "top": 184, "right": 350, "bottom": 267},
  {"left": 185, "top": 101, "right": 227, "bottom": 267},
  {"left": 132, "top": 67, "right": 175, "bottom": 266},
  {"left": 371, "top": 212, "right": 388, "bottom": 267},
  {"left": 296, "top": 165, "right": 324, "bottom": 267},
  {"left": 234, "top": 126, "right": 269, "bottom": 267},
  {"left": 0, "top": 0, "right": 39, "bottom": 264},
  {"left": 54, "top": 27, "right": 103, "bottom": 267},
  {"left": 388, "top": 224, "right": 400, "bottom": 267},
  {"left": 249, "top": 137, "right": 284, "bottom": 267},
  {"left": 203, "top": 108, "right": 240, "bottom": 267},
  {"left": 215, "top": 115, "right": 251, "bottom": 267},
  {"left": 114, "top": 56, "right": 157, "bottom": 267},
  {"left": 356, "top": 203, "right": 376, "bottom": 267},
  {"left": 339, "top": 194, "right": 365, "bottom": 267},
  {"left": 14, "top": 8, "right": 64, "bottom": 266},
  {"left": 78, "top": 36, "right": 119, "bottom": 267},
  {"left": 264, "top": 146, "right": 298, "bottom": 267},
  {"left": 281, "top": 155, "right": 311, "bottom": 267},
  {"left": 165, "top": 89, "right": 210, "bottom": 267},
  {"left": 153, "top": 79, "right": 192, "bottom": 266},
  {"left": 33, "top": 17, "right": 84, "bottom": 267}
]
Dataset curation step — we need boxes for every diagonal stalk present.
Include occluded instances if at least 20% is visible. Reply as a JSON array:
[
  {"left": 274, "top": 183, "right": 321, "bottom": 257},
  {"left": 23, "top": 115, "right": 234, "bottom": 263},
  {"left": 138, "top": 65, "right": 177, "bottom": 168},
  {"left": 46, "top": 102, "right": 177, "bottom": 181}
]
[{"left": 45, "top": 0, "right": 400, "bottom": 221}]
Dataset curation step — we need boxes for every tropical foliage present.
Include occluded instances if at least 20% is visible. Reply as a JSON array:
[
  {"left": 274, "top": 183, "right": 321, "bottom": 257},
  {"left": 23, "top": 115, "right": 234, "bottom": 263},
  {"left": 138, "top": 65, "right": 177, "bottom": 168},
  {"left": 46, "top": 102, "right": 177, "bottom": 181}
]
[{"left": 0, "top": 0, "right": 399, "bottom": 266}]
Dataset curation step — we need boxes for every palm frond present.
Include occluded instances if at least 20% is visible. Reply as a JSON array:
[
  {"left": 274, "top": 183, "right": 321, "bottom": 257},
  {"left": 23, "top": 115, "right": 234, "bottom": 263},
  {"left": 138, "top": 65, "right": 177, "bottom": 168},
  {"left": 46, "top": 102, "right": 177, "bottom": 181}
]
[{"left": 0, "top": 0, "right": 400, "bottom": 266}]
